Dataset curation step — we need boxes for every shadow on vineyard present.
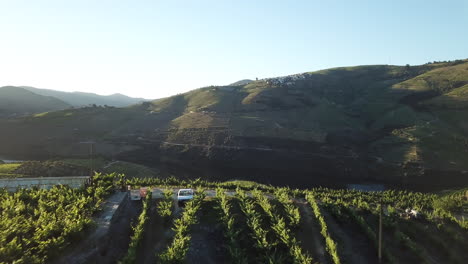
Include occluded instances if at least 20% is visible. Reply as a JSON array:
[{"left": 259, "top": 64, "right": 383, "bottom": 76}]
[{"left": 1, "top": 173, "right": 466, "bottom": 263}]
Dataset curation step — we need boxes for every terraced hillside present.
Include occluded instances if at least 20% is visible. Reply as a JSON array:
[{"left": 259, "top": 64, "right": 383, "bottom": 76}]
[{"left": 0, "top": 60, "right": 467, "bottom": 189}]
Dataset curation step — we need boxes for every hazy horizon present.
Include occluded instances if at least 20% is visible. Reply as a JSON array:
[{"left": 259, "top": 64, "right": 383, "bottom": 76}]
[
  {"left": 1, "top": 0, "right": 467, "bottom": 98},
  {"left": 6, "top": 59, "right": 465, "bottom": 100}
]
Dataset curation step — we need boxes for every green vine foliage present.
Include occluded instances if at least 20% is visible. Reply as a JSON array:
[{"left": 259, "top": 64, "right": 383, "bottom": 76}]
[
  {"left": 158, "top": 189, "right": 206, "bottom": 264},
  {"left": 253, "top": 189, "right": 312, "bottom": 264},
  {"left": 305, "top": 192, "right": 341, "bottom": 264},
  {"left": 157, "top": 189, "right": 174, "bottom": 224},
  {"left": 236, "top": 187, "right": 276, "bottom": 262},
  {"left": 275, "top": 188, "right": 301, "bottom": 228},
  {"left": 120, "top": 191, "right": 152, "bottom": 264},
  {"left": 215, "top": 188, "right": 248, "bottom": 264},
  {"left": 0, "top": 172, "right": 120, "bottom": 263}
]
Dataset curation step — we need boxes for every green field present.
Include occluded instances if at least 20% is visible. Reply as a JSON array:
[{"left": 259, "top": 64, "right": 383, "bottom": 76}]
[{"left": 0, "top": 163, "right": 22, "bottom": 178}]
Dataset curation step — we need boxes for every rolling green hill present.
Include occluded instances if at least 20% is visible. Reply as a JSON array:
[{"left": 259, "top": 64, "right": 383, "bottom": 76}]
[
  {"left": 1, "top": 59, "right": 467, "bottom": 189},
  {"left": 0, "top": 86, "right": 71, "bottom": 117}
]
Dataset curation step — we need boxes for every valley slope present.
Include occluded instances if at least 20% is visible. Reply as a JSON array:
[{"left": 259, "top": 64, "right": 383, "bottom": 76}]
[{"left": 1, "top": 60, "right": 467, "bottom": 189}]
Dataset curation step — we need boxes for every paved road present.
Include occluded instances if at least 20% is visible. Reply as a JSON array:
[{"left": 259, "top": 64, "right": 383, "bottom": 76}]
[
  {"left": 149, "top": 188, "right": 232, "bottom": 199},
  {"left": 148, "top": 187, "right": 272, "bottom": 200}
]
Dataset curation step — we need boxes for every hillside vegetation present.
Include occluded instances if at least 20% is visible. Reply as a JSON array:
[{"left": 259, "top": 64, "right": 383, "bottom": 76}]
[
  {"left": 0, "top": 163, "right": 22, "bottom": 178},
  {"left": 1, "top": 60, "right": 467, "bottom": 188}
]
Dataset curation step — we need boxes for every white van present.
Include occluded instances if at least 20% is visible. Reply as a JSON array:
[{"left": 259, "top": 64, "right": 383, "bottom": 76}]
[{"left": 177, "top": 189, "right": 194, "bottom": 204}]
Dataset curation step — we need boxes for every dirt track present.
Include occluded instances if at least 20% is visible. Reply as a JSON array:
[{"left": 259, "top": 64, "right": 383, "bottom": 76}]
[
  {"left": 135, "top": 201, "right": 172, "bottom": 264},
  {"left": 320, "top": 208, "right": 378, "bottom": 264},
  {"left": 185, "top": 200, "right": 228, "bottom": 264},
  {"left": 53, "top": 191, "right": 140, "bottom": 264},
  {"left": 296, "top": 200, "right": 329, "bottom": 264}
]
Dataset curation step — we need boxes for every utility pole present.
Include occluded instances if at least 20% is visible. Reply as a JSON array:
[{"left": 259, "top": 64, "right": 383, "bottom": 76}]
[
  {"left": 89, "top": 142, "right": 94, "bottom": 177},
  {"left": 378, "top": 197, "right": 383, "bottom": 263},
  {"left": 79, "top": 141, "right": 95, "bottom": 177}
]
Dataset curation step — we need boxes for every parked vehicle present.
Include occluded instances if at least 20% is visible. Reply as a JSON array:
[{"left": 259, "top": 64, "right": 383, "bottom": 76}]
[
  {"left": 177, "top": 189, "right": 194, "bottom": 205},
  {"left": 129, "top": 187, "right": 149, "bottom": 201},
  {"left": 130, "top": 189, "right": 141, "bottom": 200},
  {"left": 140, "top": 187, "right": 149, "bottom": 198}
]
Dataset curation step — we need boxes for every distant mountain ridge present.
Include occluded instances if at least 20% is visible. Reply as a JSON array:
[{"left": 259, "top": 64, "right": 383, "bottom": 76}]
[
  {"left": 0, "top": 86, "right": 71, "bottom": 117},
  {"left": 20, "top": 86, "right": 148, "bottom": 107}
]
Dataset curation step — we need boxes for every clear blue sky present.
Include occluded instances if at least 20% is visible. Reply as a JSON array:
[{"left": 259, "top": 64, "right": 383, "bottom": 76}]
[{"left": 0, "top": 0, "right": 467, "bottom": 99}]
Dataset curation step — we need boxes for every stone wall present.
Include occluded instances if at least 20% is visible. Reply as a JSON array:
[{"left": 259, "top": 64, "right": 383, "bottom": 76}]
[{"left": 0, "top": 176, "right": 90, "bottom": 191}]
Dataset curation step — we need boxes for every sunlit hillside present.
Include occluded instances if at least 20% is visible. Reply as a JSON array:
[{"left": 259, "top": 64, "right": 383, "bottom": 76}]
[{"left": 1, "top": 60, "right": 467, "bottom": 188}]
